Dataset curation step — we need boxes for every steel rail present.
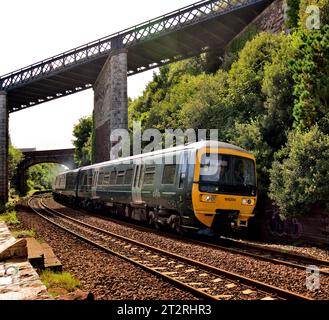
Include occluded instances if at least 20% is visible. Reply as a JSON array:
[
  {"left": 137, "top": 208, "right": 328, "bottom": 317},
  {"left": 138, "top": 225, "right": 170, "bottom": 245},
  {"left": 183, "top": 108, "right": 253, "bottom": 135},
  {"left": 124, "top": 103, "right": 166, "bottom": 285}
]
[
  {"left": 29, "top": 196, "right": 312, "bottom": 300},
  {"left": 50, "top": 196, "right": 329, "bottom": 275}
]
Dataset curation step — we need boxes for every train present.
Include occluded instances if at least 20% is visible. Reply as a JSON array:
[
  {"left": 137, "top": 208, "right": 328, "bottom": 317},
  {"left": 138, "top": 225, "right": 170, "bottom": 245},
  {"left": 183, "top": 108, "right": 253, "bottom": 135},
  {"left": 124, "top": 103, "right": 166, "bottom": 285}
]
[{"left": 53, "top": 140, "right": 257, "bottom": 234}]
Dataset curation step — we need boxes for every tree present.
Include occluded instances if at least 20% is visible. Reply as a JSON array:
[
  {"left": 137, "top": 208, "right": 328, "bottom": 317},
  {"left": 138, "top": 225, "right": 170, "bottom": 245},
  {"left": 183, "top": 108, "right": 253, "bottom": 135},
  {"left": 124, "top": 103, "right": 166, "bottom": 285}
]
[
  {"left": 72, "top": 116, "right": 93, "bottom": 166},
  {"left": 290, "top": 25, "right": 329, "bottom": 132},
  {"left": 8, "top": 143, "right": 23, "bottom": 181},
  {"left": 27, "top": 163, "right": 63, "bottom": 191},
  {"left": 269, "top": 126, "right": 329, "bottom": 216},
  {"left": 261, "top": 33, "right": 297, "bottom": 149},
  {"left": 227, "top": 119, "right": 273, "bottom": 195}
]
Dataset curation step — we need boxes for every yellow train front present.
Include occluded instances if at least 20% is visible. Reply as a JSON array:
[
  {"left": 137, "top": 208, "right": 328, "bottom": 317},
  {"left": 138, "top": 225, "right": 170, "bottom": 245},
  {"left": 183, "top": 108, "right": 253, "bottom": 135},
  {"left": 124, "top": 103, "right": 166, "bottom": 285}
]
[{"left": 189, "top": 141, "right": 257, "bottom": 234}]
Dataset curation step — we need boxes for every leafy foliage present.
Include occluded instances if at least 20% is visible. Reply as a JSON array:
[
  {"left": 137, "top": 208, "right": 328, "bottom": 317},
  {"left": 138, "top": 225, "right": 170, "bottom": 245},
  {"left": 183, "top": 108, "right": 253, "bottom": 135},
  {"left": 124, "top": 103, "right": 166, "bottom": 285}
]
[
  {"left": 8, "top": 144, "right": 23, "bottom": 181},
  {"left": 290, "top": 25, "right": 329, "bottom": 132},
  {"left": 227, "top": 119, "right": 273, "bottom": 195},
  {"left": 27, "top": 163, "right": 63, "bottom": 191},
  {"left": 0, "top": 210, "right": 20, "bottom": 225},
  {"left": 72, "top": 116, "right": 93, "bottom": 166},
  {"left": 269, "top": 126, "right": 329, "bottom": 216},
  {"left": 286, "top": 0, "right": 301, "bottom": 29},
  {"left": 299, "top": 0, "right": 329, "bottom": 29}
]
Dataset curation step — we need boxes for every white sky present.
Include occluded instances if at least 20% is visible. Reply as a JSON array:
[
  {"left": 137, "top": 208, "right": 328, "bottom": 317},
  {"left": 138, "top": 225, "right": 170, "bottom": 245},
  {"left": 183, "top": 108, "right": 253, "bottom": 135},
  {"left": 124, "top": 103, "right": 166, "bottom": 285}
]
[{"left": 1, "top": 0, "right": 193, "bottom": 150}]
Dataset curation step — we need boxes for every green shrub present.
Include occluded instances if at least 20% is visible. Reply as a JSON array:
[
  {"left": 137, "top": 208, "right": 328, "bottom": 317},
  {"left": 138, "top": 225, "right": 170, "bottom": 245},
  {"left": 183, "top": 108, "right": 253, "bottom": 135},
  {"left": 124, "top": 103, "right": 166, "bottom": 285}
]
[
  {"left": 269, "top": 126, "right": 329, "bottom": 216},
  {"left": 40, "top": 271, "right": 80, "bottom": 297},
  {"left": 286, "top": 0, "right": 301, "bottom": 29},
  {"left": 0, "top": 211, "right": 20, "bottom": 225},
  {"left": 299, "top": 0, "right": 329, "bottom": 29},
  {"left": 227, "top": 120, "right": 273, "bottom": 194},
  {"left": 12, "top": 229, "right": 36, "bottom": 238},
  {"left": 290, "top": 26, "right": 329, "bottom": 132}
]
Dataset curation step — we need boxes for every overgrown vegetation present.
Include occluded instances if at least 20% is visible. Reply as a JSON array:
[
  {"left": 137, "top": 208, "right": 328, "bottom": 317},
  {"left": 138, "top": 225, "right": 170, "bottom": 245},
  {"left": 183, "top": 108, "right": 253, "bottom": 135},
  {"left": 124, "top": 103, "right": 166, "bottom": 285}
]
[
  {"left": 11, "top": 229, "right": 36, "bottom": 238},
  {"left": 27, "top": 163, "right": 63, "bottom": 192},
  {"left": 72, "top": 1, "right": 329, "bottom": 217},
  {"left": 0, "top": 210, "right": 20, "bottom": 225},
  {"left": 40, "top": 270, "right": 80, "bottom": 297},
  {"left": 72, "top": 115, "right": 93, "bottom": 167}
]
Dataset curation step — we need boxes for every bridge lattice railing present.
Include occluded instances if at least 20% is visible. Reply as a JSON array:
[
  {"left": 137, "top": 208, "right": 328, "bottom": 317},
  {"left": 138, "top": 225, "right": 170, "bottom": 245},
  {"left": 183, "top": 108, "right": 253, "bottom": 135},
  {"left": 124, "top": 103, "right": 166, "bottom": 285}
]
[{"left": 0, "top": 0, "right": 255, "bottom": 91}]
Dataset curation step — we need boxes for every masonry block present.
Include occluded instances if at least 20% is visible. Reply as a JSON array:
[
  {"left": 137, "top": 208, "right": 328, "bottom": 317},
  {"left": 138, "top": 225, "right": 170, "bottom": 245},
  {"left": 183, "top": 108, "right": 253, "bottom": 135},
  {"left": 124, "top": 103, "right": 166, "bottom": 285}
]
[{"left": 93, "top": 50, "right": 128, "bottom": 163}]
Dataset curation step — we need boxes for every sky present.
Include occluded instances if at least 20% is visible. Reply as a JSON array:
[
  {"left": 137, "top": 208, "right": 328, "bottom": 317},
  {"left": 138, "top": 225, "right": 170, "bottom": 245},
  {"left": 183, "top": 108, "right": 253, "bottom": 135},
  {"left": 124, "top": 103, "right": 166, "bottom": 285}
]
[{"left": 1, "top": 0, "right": 194, "bottom": 150}]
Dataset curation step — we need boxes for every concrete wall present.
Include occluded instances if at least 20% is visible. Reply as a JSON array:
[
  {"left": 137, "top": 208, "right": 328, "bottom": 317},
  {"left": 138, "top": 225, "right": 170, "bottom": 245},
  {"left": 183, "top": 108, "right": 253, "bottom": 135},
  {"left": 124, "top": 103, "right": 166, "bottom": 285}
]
[
  {"left": 93, "top": 50, "right": 128, "bottom": 163},
  {"left": 0, "top": 92, "right": 8, "bottom": 203}
]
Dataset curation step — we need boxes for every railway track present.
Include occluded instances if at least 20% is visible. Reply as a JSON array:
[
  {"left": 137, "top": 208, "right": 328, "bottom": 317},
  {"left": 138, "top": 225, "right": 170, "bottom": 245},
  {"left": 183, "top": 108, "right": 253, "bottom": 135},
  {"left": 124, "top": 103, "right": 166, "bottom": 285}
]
[
  {"left": 29, "top": 195, "right": 311, "bottom": 300},
  {"left": 48, "top": 196, "right": 329, "bottom": 276}
]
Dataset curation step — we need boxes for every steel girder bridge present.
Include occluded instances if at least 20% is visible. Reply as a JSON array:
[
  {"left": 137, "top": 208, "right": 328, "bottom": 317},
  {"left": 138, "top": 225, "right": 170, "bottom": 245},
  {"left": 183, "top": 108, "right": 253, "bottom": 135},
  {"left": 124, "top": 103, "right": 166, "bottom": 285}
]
[{"left": 0, "top": 0, "right": 273, "bottom": 113}]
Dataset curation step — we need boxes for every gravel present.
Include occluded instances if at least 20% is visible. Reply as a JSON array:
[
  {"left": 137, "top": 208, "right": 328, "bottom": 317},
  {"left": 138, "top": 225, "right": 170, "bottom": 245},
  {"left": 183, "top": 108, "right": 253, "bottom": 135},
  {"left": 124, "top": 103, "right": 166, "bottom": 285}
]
[
  {"left": 43, "top": 197, "right": 329, "bottom": 300},
  {"left": 15, "top": 205, "right": 197, "bottom": 300}
]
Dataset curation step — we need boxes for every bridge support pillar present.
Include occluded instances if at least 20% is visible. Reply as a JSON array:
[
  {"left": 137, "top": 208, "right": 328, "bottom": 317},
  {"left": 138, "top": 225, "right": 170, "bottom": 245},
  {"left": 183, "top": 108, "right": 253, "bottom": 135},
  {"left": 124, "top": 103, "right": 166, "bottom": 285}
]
[
  {"left": 0, "top": 91, "right": 8, "bottom": 203},
  {"left": 93, "top": 49, "right": 128, "bottom": 163}
]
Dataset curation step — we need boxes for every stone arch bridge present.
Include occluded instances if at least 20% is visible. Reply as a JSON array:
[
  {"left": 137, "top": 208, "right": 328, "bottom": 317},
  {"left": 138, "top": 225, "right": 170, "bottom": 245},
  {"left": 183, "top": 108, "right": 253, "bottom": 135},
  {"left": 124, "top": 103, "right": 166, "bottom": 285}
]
[{"left": 16, "top": 149, "right": 75, "bottom": 194}]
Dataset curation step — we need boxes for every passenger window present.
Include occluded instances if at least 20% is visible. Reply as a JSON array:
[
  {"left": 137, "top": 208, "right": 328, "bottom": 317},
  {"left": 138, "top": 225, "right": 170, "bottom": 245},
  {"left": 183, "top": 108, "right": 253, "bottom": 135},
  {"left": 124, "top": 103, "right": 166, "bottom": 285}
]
[
  {"left": 143, "top": 166, "right": 155, "bottom": 185},
  {"left": 125, "top": 169, "right": 133, "bottom": 185},
  {"left": 162, "top": 165, "right": 176, "bottom": 185},
  {"left": 110, "top": 171, "right": 117, "bottom": 185},
  {"left": 116, "top": 171, "right": 125, "bottom": 185}
]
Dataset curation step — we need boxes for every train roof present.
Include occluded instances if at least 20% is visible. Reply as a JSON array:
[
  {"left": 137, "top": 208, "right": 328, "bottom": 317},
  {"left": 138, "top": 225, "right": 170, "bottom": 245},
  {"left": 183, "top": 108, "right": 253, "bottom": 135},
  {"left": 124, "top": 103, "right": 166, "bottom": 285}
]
[{"left": 76, "top": 140, "right": 253, "bottom": 171}]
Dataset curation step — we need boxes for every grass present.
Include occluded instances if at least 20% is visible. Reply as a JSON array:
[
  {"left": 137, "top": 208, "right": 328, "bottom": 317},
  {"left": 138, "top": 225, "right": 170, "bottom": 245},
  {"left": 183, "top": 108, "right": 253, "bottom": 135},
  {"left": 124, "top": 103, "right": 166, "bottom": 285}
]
[
  {"left": 11, "top": 229, "right": 36, "bottom": 238},
  {"left": 0, "top": 210, "right": 20, "bottom": 225},
  {"left": 40, "top": 270, "right": 80, "bottom": 297}
]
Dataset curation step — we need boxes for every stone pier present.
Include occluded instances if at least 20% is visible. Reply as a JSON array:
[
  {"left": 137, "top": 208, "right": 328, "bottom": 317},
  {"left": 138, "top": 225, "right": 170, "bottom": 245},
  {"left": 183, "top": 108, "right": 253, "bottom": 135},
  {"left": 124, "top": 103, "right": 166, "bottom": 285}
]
[
  {"left": 93, "top": 49, "right": 128, "bottom": 163},
  {"left": 0, "top": 92, "right": 8, "bottom": 204}
]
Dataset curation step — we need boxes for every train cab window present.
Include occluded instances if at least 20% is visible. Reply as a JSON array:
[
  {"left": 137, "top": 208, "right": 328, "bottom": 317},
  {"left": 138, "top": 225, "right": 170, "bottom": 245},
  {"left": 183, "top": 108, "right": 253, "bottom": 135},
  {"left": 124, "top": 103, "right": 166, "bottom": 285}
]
[
  {"left": 110, "top": 171, "right": 117, "bottom": 185},
  {"left": 124, "top": 169, "right": 133, "bottom": 185},
  {"left": 143, "top": 166, "right": 155, "bottom": 185},
  {"left": 116, "top": 171, "right": 125, "bottom": 185},
  {"left": 162, "top": 165, "right": 176, "bottom": 185}
]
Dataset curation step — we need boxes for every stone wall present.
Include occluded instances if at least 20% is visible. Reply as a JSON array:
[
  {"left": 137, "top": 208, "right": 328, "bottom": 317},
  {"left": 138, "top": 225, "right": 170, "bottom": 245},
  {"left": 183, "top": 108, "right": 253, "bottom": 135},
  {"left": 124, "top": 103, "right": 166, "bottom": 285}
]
[
  {"left": 0, "top": 92, "right": 8, "bottom": 203},
  {"left": 258, "top": 202, "right": 329, "bottom": 247},
  {"left": 93, "top": 50, "right": 128, "bottom": 163},
  {"left": 251, "top": 0, "right": 285, "bottom": 33}
]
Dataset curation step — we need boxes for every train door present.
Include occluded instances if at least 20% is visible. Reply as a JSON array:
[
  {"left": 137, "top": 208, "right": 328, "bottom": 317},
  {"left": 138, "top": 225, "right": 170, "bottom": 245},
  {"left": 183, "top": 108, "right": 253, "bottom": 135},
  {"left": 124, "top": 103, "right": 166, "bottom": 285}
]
[
  {"left": 176, "top": 151, "right": 189, "bottom": 212},
  {"left": 92, "top": 169, "right": 99, "bottom": 199},
  {"left": 132, "top": 161, "right": 144, "bottom": 204}
]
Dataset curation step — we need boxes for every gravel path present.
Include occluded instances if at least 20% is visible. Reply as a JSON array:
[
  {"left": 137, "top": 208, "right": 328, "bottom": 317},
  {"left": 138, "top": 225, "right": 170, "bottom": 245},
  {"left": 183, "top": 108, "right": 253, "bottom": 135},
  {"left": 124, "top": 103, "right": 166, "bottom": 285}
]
[
  {"left": 44, "top": 198, "right": 329, "bottom": 300},
  {"left": 15, "top": 206, "right": 196, "bottom": 300}
]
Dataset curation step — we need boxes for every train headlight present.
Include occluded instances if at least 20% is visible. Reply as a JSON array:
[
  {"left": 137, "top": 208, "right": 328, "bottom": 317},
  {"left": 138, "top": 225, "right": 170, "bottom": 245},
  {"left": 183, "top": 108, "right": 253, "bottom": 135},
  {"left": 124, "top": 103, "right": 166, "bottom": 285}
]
[
  {"left": 201, "top": 195, "right": 217, "bottom": 203},
  {"left": 242, "top": 198, "right": 255, "bottom": 206}
]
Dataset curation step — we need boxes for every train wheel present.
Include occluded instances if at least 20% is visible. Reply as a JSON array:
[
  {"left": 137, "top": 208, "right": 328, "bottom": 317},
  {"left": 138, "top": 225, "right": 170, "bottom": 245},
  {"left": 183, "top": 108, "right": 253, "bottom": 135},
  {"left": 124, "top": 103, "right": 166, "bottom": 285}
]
[
  {"left": 148, "top": 211, "right": 160, "bottom": 230},
  {"left": 147, "top": 211, "right": 155, "bottom": 227},
  {"left": 172, "top": 216, "right": 183, "bottom": 235}
]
